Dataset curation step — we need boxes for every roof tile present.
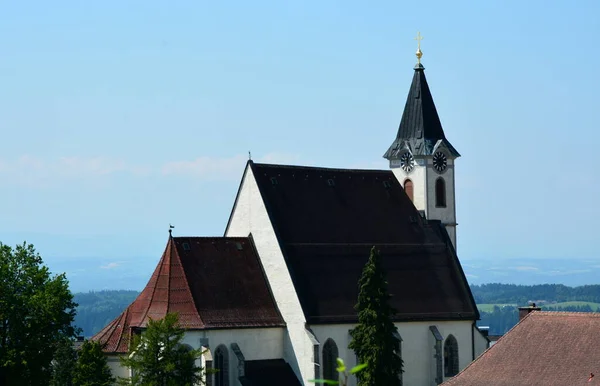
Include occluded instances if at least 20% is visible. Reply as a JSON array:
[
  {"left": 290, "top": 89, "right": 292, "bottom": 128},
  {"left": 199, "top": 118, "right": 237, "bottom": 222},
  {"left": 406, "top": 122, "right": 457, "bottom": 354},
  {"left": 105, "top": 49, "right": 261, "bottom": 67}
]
[
  {"left": 92, "top": 236, "right": 284, "bottom": 353},
  {"left": 443, "top": 311, "right": 600, "bottom": 386}
]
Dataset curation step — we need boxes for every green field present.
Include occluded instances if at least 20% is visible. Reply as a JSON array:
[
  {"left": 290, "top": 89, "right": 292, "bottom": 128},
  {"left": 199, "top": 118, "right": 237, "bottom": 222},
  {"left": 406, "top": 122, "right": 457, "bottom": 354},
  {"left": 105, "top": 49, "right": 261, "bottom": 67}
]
[
  {"left": 544, "top": 301, "right": 600, "bottom": 310},
  {"left": 477, "top": 304, "right": 517, "bottom": 312},
  {"left": 477, "top": 301, "right": 600, "bottom": 312}
]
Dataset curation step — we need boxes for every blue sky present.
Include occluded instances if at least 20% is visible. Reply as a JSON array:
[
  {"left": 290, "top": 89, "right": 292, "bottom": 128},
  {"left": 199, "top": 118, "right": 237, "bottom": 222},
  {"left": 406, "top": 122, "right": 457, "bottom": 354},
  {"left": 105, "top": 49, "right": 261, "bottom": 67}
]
[{"left": 1, "top": 1, "right": 599, "bottom": 291}]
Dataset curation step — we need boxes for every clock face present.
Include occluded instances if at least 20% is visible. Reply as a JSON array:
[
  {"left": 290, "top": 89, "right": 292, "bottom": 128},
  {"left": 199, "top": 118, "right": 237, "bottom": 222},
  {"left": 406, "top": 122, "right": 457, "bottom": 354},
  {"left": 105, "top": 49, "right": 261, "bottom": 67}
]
[
  {"left": 400, "top": 151, "right": 415, "bottom": 173},
  {"left": 433, "top": 152, "right": 448, "bottom": 173}
]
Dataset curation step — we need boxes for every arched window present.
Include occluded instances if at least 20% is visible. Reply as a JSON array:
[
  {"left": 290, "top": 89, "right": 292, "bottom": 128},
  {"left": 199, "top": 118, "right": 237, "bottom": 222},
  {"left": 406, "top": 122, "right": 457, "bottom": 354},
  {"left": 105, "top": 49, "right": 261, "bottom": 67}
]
[
  {"left": 444, "top": 335, "right": 459, "bottom": 377},
  {"left": 393, "top": 332, "right": 403, "bottom": 384},
  {"left": 322, "top": 338, "right": 339, "bottom": 382},
  {"left": 214, "top": 344, "right": 229, "bottom": 386},
  {"left": 435, "top": 178, "right": 446, "bottom": 208},
  {"left": 404, "top": 179, "right": 414, "bottom": 202}
]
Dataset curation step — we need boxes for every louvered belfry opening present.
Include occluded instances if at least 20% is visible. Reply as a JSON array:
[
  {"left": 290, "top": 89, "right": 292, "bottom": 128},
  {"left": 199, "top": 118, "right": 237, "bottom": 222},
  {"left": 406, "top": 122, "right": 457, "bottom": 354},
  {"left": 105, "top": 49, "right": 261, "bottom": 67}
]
[{"left": 435, "top": 177, "right": 446, "bottom": 207}]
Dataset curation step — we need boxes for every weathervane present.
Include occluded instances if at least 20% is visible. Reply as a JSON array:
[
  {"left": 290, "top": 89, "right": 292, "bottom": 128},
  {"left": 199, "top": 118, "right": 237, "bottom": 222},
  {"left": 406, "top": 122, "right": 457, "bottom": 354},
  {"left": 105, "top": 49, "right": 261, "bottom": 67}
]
[
  {"left": 169, "top": 224, "right": 174, "bottom": 235},
  {"left": 248, "top": 151, "right": 252, "bottom": 161},
  {"left": 415, "top": 31, "right": 423, "bottom": 64}
]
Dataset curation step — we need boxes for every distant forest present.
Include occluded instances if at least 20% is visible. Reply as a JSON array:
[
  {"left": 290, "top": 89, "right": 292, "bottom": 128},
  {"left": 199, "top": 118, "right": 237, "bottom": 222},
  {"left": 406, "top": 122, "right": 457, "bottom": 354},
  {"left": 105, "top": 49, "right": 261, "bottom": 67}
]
[
  {"left": 472, "top": 284, "right": 600, "bottom": 335},
  {"left": 72, "top": 284, "right": 600, "bottom": 338},
  {"left": 73, "top": 290, "right": 139, "bottom": 337},
  {"left": 470, "top": 283, "right": 600, "bottom": 304}
]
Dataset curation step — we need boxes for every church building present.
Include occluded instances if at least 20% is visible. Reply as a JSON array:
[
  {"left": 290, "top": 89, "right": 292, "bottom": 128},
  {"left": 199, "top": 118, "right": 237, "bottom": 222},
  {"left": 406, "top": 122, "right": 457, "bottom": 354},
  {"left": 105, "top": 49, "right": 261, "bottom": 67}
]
[{"left": 93, "top": 44, "right": 488, "bottom": 386}]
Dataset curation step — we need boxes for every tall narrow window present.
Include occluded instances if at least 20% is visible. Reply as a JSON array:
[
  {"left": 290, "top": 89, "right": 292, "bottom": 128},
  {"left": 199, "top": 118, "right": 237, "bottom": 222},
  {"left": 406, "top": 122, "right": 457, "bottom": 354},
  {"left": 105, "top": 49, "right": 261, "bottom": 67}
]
[
  {"left": 393, "top": 331, "right": 403, "bottom": 385},
  {"left": 435, "top": 178, "right": 446, "bottom": 207},
  {"left": 444, "top": 335, "right": 459, "bottom": 377},
  {"left": 322, "top": 339, "right": 339, "bottom": 382},
  {"left": 404, "top": 179, "right": 414, "bottom": 202},
  {"left": 206, "top": 359, "right": 213, "bottom": 386},
  {"left": 214, "top": 344, "right": 229, "bottom": 386}
]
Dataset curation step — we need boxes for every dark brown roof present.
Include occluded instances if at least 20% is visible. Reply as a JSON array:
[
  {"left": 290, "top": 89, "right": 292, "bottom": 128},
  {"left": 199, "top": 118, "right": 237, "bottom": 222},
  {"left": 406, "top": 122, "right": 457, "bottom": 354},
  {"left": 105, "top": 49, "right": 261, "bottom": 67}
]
[
  {"left": 92, "top": 236, "right": 284, "bottom": 353},
  {"left": 286, "top": 243, "right": 477, "bottom": 323},
  {"left": 249, "top": 163, "right": 428, "bottom": 244},
  {"left": 383, "top": 62, "right": 459, "bottom": 158},
  {"left": 443, "top": 311, "right": 600, "bottom": 386},
  {"left": 239, "top": 162, "right": 478, "bottom": 323}
]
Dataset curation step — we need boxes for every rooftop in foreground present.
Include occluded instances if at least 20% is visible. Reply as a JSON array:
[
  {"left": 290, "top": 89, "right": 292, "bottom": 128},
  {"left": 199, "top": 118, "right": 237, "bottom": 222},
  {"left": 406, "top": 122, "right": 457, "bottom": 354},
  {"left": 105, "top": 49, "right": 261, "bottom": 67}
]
[{"left": 443, "top": 311, "right": 600, "bottom": 386}]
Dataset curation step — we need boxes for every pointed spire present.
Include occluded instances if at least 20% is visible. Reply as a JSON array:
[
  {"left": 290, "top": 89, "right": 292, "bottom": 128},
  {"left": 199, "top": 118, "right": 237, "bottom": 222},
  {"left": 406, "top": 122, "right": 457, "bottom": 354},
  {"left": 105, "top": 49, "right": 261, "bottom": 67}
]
[{"left": 383, "top": 36, "right": 459, "bottom": 159}]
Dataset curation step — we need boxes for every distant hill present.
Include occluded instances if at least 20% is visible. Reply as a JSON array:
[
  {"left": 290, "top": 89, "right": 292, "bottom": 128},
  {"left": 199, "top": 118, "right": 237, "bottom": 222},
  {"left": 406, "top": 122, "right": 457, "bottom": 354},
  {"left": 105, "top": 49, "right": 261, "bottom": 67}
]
[
  {"left": 472, "top": 284, "right": 600, "bottom": 335},
  {"left": 471, "top": 283, "right": 600, "bottom": 305},
  {"left": 73, "top": 290, "right": 139, "bottom": 337},
  {"left": 72, "top": 284, "right": 600, "bottom": 338}
]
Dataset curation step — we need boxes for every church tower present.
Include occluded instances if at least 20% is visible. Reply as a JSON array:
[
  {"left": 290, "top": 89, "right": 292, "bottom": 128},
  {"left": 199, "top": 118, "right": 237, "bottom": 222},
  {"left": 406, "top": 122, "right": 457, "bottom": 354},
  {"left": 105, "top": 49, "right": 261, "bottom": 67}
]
[{"left": 383, "top": 34, "right": 460, "bottom": 250}]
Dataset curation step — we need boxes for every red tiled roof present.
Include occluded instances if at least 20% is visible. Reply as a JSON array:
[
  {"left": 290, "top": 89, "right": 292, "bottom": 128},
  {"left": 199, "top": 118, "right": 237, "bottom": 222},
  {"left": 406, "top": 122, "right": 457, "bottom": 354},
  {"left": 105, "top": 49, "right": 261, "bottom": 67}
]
[
  {"left": 443, "top": 311, "right": 600, "bottom": 386},
  {"left": 92, "top": 236, "right": 284, "bottom": 353}
]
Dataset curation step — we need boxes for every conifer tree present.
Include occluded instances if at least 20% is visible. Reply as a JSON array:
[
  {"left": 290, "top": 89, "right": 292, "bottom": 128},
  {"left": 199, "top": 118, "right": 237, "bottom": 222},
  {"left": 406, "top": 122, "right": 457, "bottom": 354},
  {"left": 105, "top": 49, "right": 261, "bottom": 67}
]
[
  {"left": 72, "top": 340, "right": 114, "bottom": 386},
  {"left": 349, "top": 247, "right": 403, "bottom": 386},
  {"left": 118, "top": 313, "right": 204, "bottom": 386}
]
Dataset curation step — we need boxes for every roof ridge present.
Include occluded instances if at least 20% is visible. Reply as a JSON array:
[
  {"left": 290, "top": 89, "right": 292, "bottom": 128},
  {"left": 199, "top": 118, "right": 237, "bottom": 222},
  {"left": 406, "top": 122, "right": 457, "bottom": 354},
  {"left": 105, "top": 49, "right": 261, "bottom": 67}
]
[
  {"left": 533, "top": 311, "right": 600, "bottom": 317},
  {"left": 138, "top": 238, "right": 170, "bottom": 325},
  {"left": 173, "top": 236, "right": 250, "bottom": 241},
  {"left": 114, "top": 307, "right": 130, "bottom": 353},
  {"left": 166, "top": 241, "right": 172, "bottom": 316},
  {"left": 94, "top": 308, "right": 123, "bottom": 343},
  {"left": 252, "top": 162, "right": 391, "bottom": 174},
  {"left": 170, "top": 239, "right": 205, "bottom": 327}
]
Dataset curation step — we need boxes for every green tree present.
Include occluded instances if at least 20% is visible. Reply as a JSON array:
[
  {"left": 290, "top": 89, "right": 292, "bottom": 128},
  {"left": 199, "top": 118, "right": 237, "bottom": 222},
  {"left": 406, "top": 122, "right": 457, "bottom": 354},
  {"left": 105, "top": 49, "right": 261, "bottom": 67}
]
[
  {"left": 349, "top": 247, "right": 403, "bottom": 386},
  {"left": 50, "top": 338, "right": 78, "bottom": 386},
  {"left": 118, "top": 313, "right": 204, "bottom": 386},
  {"left": 0, "top": 242, "right": 78, "bottom": 385},
  {"left": 73, "top": 340, "right": 114, "bottom": 386}
]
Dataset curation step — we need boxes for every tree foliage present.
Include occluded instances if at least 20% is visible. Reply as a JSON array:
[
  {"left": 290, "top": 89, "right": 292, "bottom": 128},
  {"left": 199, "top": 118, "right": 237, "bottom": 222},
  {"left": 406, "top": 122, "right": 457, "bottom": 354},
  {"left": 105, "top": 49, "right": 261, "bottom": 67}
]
[
  {"left": 349, "top": 247, "right": 403, "bottom": 386},
  {"left": 72, "top": 340, "right": 114, "bottom": 386},
  {"left": 118, "top": 313, "right": 204, "bottom": 386},
  {"left": 0, "top": 242, "right": 78, "bottom": 385},
  {"left": 50, "top": 337, "right": 78, "bottom": 386}
]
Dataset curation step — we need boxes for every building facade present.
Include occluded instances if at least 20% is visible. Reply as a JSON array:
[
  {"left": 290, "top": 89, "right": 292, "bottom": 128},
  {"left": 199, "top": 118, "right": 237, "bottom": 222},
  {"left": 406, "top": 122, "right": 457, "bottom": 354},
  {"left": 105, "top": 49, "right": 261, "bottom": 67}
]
[{"left": 94, "top": 52, "right": 487, "bottom": 386}]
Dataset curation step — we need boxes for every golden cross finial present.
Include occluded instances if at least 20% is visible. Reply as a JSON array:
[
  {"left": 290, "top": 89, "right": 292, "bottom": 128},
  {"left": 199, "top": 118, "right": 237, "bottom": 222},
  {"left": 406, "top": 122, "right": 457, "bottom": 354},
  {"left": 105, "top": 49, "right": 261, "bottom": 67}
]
[{"left": 415, "top": 31, "right": 423, "bottom": 63}]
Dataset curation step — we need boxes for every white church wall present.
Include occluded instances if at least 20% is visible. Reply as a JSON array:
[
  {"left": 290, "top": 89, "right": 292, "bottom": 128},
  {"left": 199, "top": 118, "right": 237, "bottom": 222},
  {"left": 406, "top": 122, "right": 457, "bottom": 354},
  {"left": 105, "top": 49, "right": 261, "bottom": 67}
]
[
  {"left": 473, "top": 325, "right": 490, "bottom": 359},
  {"left": 106, "top": 328, "right": 285, "bottom": 386},
  {"left": 184, "top": 327, "right": 285, "bottom": 386},
  {"left": 225, "top": 164, "right": 317, "bottom": 385},
  {"left": 106, "top": 355, "right": 129, "bottom": 380},
  {"left": 183, "top": 327, "right": 285, "bottom": 360},
  {"left": 435, "top": 320, "right": 478, "bottom": 383},
  {"left": 311, "top": 320, "right": 480, "bottom": 386}
]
